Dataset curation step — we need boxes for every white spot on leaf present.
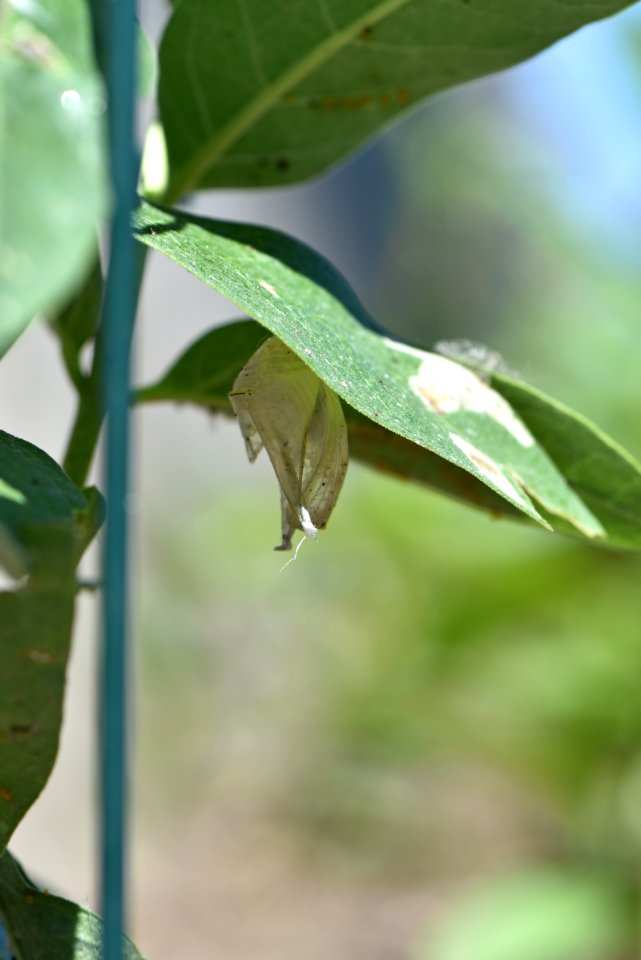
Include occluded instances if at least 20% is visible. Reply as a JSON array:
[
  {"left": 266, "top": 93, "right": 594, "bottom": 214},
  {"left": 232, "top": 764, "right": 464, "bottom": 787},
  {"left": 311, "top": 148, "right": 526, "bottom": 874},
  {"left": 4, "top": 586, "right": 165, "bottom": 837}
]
[
  {"left": 258, "top": 279, "right": 279, "bottom": 297},
  {"left": 385, "top": 339, "right": 532, "bottom": 446},
  {"left": 229, "top": 337, "right": 348, "bottom": 551},
  {"left": 449, "top": 434, "right": 527, "bottom": 506}
]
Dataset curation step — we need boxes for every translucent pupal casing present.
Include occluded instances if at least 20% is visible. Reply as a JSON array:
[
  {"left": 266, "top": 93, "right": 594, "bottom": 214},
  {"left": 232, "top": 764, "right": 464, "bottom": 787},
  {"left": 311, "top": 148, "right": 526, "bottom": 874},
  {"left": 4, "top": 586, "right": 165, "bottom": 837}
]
[{"left": 229, "top": 336, "right": 348, "bottom": 550}]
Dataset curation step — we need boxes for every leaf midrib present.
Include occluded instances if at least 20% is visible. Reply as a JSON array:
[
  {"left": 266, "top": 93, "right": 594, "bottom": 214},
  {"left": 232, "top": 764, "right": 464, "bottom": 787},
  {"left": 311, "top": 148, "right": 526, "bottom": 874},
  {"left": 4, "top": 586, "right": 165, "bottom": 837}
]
[{"left": 164, "top": 0, "right": 412, "bottom": 201}]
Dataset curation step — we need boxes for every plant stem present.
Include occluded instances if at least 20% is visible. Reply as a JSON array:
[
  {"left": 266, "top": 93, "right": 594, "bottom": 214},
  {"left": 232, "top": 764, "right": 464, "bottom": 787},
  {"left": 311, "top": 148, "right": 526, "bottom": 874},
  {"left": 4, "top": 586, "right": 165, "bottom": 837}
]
[
  {"left": 63, "top": 382, "right": 102, "bottom": 487},
  {"left": 62, "top": 245, "right": 147, "bottom": 487}
]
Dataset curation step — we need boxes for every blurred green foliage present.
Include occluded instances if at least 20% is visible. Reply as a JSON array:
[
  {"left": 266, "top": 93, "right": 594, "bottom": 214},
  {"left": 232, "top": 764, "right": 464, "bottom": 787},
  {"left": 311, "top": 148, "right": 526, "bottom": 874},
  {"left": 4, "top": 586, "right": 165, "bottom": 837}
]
[
  {"left": 138, "top": 462, "right": 641, "bottom": 947},
  {"left": 422, "top": 868, "right": 630, "bottom": 960},
  {"left": 136, "top": 17, "right": 641, "bottom": 957},
  {"left": 375, "top": 86, "right": 641, "bottom": 453}
]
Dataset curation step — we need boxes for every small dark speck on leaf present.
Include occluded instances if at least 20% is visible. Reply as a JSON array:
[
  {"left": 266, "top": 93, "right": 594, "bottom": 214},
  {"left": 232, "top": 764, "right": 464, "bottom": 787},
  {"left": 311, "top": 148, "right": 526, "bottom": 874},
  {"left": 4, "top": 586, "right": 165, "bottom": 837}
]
[
  {"left": 360, "top": 25, "right": 373, "bottom": 40},
  {"left": 10, "top": 723, "right": 33, "bottom": 735},
  {"left": 275, "top": 157, "right": 290, "bottom": 172},
  {"left": 31, "top": 477, "right": 39, "bottom": 486}
]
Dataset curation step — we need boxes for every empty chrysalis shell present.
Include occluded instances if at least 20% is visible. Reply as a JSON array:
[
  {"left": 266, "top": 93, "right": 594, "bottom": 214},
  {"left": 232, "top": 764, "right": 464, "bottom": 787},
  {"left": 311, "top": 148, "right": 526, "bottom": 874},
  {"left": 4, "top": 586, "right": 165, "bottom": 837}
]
[{"left": 229, "top": 337, "right": 349, "bottom": 550}]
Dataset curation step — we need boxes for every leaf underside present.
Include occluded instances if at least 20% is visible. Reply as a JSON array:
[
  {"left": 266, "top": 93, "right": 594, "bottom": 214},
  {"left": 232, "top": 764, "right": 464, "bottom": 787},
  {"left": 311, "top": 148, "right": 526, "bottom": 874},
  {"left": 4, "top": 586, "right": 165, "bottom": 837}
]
[
  {"left": 132, "top": 200, "right": 641, "bottom": 552},
  {"left": 492, "top": 375, "right": 641, "bottom": 550},
  {"left": 158, "top": 0, "right": 633, "bottom": 198}
]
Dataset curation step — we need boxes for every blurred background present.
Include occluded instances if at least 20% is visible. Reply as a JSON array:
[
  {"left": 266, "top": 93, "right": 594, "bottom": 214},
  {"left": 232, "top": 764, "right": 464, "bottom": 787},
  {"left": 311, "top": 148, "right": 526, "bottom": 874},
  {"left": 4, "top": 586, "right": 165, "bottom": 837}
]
[{"left": 4, "top": 1, "right": 641, "bottom": 957}]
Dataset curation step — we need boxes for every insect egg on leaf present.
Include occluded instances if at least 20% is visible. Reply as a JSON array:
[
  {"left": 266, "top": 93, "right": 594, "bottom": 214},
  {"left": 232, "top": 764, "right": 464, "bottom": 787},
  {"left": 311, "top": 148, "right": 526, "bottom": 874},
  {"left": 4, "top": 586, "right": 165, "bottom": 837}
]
[{"left": 229, "top": 336, "right": 349, "bottom": 551}]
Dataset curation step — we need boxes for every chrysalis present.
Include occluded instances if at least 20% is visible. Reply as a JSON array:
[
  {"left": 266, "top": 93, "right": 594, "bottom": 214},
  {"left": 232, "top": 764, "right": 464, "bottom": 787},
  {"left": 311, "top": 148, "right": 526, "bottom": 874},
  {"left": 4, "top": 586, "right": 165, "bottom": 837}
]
[{"left": 229, "top": 337, "right": 349, "bottom": 551}]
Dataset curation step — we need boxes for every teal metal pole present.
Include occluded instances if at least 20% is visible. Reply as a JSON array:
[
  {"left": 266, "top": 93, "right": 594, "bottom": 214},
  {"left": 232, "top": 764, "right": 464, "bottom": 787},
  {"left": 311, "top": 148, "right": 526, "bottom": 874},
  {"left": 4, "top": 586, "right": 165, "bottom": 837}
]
[{"left": 101, "top": 0, "right": 137, "bottom": 956}]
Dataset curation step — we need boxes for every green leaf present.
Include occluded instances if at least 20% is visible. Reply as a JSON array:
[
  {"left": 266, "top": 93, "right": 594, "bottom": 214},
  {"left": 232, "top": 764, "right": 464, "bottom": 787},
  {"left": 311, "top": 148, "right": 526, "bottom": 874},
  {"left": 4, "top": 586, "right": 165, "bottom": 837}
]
[
  {"left": 0, "top": 575, "right": 76, "bottom": 854},
  {"left": 493, "top": 374, "right": 641, "bottom": 550},
  {"left": 136, "top": 318, "right": 268, "bottom": 409},
  {"left": 0, "top": 0, "right": 106, "bottom": 358},
  {"left": 422, "top": 868, "right": 629, "bottom": 960},
  {"left": 137, "top": 319, "right": 526, "bottom": 521},
  {"left": 0, "top": 850, "right": 145, "bottom": 959},
  {"left": 134, "top": 202, "right": 641, "bottom": 547},
  {"left": 0, "top": 431, "right": 101, "bottom": 579},
  {"left": 0, "top": 432, "right": 103, "bottom": 851},
  {"left": 158, "top": 0, "right": 632, "bottom": 198}
]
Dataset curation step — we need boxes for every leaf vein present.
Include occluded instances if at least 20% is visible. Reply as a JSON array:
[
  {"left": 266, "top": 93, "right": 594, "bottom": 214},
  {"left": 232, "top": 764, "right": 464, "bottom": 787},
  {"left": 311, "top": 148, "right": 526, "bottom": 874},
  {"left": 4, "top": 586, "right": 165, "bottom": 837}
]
[{"left": 165, "top": 0, "right": 414, "bottom": 200}]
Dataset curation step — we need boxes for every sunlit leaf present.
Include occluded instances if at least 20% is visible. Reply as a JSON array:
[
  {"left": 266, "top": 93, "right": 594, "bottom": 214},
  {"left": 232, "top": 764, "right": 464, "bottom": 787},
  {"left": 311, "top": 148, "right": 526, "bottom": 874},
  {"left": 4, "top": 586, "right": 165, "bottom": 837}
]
[
  {"left": 158, "top": 0, "right": 633, "bottom": 198},
  {"left": 0, "top": 0, "right": 106, "bottom": 358},
  {"left": 136, "top": 318, "right": 525, "bottom": 521},
  {"left": 134, "top": 202, "right": 641, "bottom": 548}
]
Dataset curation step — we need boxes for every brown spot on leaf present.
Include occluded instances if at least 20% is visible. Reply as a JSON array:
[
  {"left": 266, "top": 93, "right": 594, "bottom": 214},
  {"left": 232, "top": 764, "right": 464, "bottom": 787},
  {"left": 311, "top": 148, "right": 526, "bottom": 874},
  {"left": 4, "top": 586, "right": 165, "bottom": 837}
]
[
  {"left": 0, "top": 787, "right": 13, "bottom": 803},
  {"left": 449, "top": 434, "right": 526, "bottom": 507},
  {"left": 10, "top": 723, "right": 34, "bottom": 736},
  {"left": 360, "top": 25, "right": 373, "bottom": 40},
  {"left": 321, "top": 94, "right": 372, "bottom": 111},
  {"left": 396, "top": 89, "right": 411, "bottom": 105}
]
